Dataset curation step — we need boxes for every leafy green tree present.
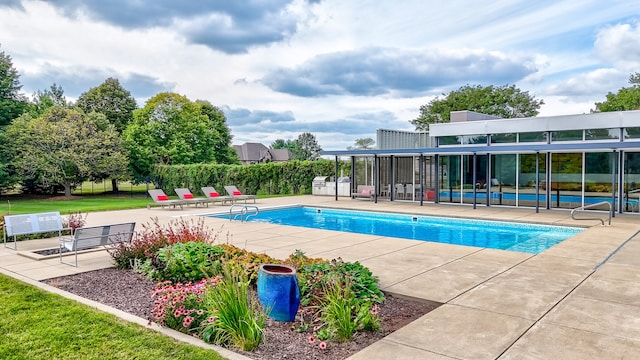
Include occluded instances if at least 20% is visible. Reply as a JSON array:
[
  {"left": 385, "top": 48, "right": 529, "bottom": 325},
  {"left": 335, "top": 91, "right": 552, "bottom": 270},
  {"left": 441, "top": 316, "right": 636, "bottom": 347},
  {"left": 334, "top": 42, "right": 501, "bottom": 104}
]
[
  {"left": 594, "top": 72, "right": 640, "bottom": 112},
  {"left": 76, "top": 77, "right": 137, "bottom": 133},
  {"left": 0, "top": 45, "right": 28, "bottom": 127},
  {"left": 29, "top": 83, "right": 68, "bottom": 117},
  {"left": 347, "top": 138, "right": 375, "bottom": 150},
  {"left": 292, "top": 132, "right": 322, "bottom": 161},
  {"left": 124, "top": 93, "right": 231, "bottom": 183},
  {"left": 76, "top": 78, "right": 137, "bottom": 191},
  {"left": 411, "top": 84, "right": 544, "bottom": 131},
  {"left": 0, "top": 130, "right": 20, "bottom": 193},
  {"left": 271, "top": 139, "right": 296, "bottom": 151},
  {"left": 196, "top": 100, "right": 238, "bottom": 164},
  {"left": 6, "top": 106, "right": 127, "bottom": 196}
]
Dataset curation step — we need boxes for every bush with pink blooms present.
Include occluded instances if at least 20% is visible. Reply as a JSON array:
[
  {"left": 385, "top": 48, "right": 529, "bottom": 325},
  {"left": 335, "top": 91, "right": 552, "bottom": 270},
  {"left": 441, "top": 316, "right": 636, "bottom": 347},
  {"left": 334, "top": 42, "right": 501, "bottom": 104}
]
[{"left": 151, "top": 277, "right": 220, "bottom": 334}]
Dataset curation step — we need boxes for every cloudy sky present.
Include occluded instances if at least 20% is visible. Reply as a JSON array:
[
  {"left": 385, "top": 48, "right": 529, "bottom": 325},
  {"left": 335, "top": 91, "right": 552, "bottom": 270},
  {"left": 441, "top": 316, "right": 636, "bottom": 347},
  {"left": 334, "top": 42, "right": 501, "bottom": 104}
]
[{"left": 1, "top": 1, "right": 639, "bottom": 150}]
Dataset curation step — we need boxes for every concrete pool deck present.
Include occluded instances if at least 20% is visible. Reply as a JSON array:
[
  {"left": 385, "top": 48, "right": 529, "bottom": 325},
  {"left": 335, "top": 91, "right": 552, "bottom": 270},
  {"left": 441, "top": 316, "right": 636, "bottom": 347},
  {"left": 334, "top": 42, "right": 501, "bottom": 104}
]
[{"left": 1, "top": 195, "right": 640, "bottom": 359}]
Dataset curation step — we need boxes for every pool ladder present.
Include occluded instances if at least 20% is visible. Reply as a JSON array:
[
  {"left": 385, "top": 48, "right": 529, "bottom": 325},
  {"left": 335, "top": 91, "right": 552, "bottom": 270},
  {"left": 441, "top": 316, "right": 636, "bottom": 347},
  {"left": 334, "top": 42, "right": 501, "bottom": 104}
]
[
  {"left": 570, "top": 201, "right": 611, "bottom": 226},
  {"left": 229, "top": 204, "right": 259, "bottom": 222}
]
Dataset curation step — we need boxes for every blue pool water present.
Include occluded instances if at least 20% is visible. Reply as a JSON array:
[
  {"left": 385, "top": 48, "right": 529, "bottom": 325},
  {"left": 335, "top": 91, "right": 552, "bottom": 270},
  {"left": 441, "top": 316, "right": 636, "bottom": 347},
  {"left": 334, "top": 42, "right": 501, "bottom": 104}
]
[{"left": 211, "top": 207, "right": 584, "bottom": 254}]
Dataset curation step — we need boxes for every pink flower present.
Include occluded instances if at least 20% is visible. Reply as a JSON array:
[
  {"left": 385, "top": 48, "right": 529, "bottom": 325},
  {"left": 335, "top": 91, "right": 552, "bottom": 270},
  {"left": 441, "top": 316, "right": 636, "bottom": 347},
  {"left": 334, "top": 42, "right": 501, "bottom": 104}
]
[
  {"left": 319, "top": 342, "right": 327, "bottom": 350},
  {"left": 183, "top": 316, "right": 194, "bottom": 328},
  {"left": 308, "top": 335, "right": 315, "bottom": 344},
  {"left": 208, "top": 316, "right": 216, "bottom": 323}
]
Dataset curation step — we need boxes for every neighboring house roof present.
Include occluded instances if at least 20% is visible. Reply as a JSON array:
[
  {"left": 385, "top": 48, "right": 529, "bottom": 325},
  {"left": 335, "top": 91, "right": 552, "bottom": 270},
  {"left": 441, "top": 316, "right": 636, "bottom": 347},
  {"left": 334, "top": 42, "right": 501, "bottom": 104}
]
[
  {"left": 271, "top": 149, "right": 293, "bottom": 161},
  {"left": 234, "top": 142, "right": 268, "bottom": 163},
  {"left": 233, "top": 142, "right": 292, "bottom": 163}
]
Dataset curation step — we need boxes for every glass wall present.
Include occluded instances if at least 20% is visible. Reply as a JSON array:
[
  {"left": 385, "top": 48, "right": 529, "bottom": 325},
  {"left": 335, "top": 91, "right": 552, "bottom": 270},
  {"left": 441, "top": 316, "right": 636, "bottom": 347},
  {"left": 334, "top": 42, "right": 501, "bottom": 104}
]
[
  {"left": 624, "top": 152, "right": 640, "bottom": 212},
  {"left": 439, "top": 155, "right": 461, "bottom": 204},
  {"left": 518, "top": 153, "right": 546, "bottom": 207},
  {"left": 377, "top": 156, "right": 391, "bottom": 199},
  {"left": 549, "top": 153, "right": 582, "bottom": 209},
  {"left": 490, "top": 154, "right": 517, "bottom": 206},
  {"left": 584, "top": 152, "right": 615, "bottom": 206}
]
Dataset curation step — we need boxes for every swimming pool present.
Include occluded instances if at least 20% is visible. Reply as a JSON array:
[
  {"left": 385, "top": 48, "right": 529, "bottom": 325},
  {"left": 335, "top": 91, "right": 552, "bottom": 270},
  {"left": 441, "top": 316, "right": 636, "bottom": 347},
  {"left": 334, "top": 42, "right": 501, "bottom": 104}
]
[{"left": 210, "top": 207, "right": 584, "bottom": 254}]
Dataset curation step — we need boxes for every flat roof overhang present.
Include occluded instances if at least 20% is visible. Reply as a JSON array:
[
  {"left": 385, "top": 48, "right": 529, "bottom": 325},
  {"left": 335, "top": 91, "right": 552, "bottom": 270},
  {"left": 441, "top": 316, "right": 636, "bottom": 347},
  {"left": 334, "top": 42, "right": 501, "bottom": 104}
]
[{"left": 321, "top": 140, "right": 640, "bottom": 157}]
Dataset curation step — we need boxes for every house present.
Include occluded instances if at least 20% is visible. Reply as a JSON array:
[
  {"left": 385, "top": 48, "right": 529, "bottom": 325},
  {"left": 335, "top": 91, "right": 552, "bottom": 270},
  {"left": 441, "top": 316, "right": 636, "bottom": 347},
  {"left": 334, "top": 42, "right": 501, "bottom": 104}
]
[
  {"left": 234, "top": 142, "right": 293, "bottom": 165},
  {"left": 321, "top": 110, "right": 640, "bottom": 215}
]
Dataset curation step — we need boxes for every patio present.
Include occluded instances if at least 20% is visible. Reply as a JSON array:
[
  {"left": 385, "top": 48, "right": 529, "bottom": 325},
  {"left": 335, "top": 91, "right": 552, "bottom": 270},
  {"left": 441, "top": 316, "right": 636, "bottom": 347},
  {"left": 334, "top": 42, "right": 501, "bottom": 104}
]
[{"left": 1, "top": 195, "right": 639, "bottom": 359}]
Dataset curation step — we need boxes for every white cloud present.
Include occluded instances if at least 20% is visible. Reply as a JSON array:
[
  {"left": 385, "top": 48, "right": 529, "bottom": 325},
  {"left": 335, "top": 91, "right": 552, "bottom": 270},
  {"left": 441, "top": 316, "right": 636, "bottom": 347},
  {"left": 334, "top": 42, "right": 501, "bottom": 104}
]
[
  {"left": 1, "top": 0, "right": 639, "bottom": 150},
  {"left": 594, "top": 22, "right": 640, "bottom": 69}
]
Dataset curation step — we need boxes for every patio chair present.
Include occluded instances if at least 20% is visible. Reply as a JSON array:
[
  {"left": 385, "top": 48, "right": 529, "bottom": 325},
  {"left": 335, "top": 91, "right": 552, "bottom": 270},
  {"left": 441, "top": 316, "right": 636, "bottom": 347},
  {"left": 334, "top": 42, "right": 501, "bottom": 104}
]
[
  {"left": 224, "top": 185, "right": 257, "bottom": 204},
  {"left": 201, "top": 186, "right": 234, "bottom": 205},
  {"left": 395, "top": 183, "right": 405, "bottom": 199},
  {"left": 175, "top": 188, "right": 210, "bottom": 207},
  {"left": 147, "top": 189, "right": 185, "bottom": 210}
]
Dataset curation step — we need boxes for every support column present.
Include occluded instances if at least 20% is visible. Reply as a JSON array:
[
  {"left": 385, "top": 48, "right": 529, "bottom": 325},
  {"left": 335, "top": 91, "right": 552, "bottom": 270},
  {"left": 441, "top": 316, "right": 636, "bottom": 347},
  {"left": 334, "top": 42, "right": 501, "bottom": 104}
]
[
  {"left": 374, "top": 155, "right": 378, "bottom": 204},
  {"left": 434, "top": 154, "right": 440, "bottom": 204},
  {"left": 419, "top": 154, "right": 424, "bottom": 206},
  {"left": 535, "top": 152, "right": 540, "bottom": 213},
  {"left": 472, "top": 153, "right": 477, "bottom": 210},
  {"left": 335, "top": 156, "right": 340, "bottom": 201}
]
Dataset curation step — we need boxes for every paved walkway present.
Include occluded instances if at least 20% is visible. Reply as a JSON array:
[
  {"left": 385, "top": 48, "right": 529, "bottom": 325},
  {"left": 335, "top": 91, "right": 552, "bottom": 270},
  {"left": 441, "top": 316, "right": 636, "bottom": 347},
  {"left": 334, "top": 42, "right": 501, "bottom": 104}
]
[{"left": 2, "top": 195, "right": 640, "bottom": 359}]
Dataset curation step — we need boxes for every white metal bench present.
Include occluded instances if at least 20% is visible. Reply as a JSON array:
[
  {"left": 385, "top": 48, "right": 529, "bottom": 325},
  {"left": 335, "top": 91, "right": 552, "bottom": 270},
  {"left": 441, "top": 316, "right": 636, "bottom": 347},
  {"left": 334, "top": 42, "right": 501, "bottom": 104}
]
[
  {"left": 60, "top": 222, "right": 136, "bottom": 267},
  {"left": 3, "top": 212, "right": 68, "bottom": 250},
  {"left": 352, "top": 185, "right": 375, "bottom": 200}
]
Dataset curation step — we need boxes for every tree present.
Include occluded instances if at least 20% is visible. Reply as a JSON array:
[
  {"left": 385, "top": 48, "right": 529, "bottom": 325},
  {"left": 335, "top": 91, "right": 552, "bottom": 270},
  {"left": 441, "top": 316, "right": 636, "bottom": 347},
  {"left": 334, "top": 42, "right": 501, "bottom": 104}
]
[
  {"left": 124, "top": 93, "right": 232, "bottom": 183},
  {"left": 271, "top": 139, "right": 296, "bottom": 151},
  {"left": 0, "top": 45, "right": 28, "bottom": 126},
  {"left": 594, "top": 72, "right": 640, "bottom": 112},
  {"left": 29, "top": 83, "right": 68, "bottom": 117},
  {"left": 196, "top": 100, "right": 238, "bottom": 164},
  {"left": 76, "top": 77, "right": 137, "bottom": 133},
  {"left": 347, "top": 138, "right": 375, "bottom": 150},
  {"left": 5, "top": 106, "right": 127, "bottom": 196},
  {"left": 0, "top": 129, "right": 19, "bottom": 193},
  {"left": 76, "top": 78, "right": 138, "bottom": 191},
  {"left": 410, "top": 84, "right": 544, "bottom": 131},
  {"left": 292, "top": 132, "right": 322, "bottom": 161}
]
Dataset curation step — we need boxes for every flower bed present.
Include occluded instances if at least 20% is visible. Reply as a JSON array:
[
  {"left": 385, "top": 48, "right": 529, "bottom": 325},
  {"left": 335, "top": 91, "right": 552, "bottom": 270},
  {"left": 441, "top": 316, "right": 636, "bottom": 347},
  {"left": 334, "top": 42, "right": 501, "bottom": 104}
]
[{"left": 45, "top": 217, "right": 438, "bottom": 358}]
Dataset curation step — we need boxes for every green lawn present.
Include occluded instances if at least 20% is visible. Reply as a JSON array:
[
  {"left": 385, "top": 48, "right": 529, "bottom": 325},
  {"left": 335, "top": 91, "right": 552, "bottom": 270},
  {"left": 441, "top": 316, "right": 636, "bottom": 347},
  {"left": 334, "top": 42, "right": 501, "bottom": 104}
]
[
  {"left": 0, "top": 274, "right": 226, "bottom": 360},
  {"left": 0, "top": 195, "right": 152, "bottom": 215}
]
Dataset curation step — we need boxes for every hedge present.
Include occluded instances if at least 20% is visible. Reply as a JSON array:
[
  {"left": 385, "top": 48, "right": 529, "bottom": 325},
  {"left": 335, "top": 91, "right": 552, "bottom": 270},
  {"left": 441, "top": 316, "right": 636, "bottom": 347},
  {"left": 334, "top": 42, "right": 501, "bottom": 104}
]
[{"left": 154, "top": 160, "right": 350, "bottom": 196}]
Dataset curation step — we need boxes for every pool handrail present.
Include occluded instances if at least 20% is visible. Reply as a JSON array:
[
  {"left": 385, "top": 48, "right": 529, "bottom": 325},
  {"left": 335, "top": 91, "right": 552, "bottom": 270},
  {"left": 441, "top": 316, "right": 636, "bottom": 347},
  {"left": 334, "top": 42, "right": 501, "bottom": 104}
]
[
  {"left": 229, "top": 204, "right": 259, "bottom": 222},
  {"left": 570, "top": 201, "right": 611, "bottom": 226}
]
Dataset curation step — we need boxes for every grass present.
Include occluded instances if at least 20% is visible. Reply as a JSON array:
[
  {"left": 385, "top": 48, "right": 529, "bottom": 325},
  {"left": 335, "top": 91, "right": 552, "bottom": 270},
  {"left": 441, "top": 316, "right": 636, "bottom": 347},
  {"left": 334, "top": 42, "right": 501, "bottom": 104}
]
[
  {"left": 0, "top": 195, "right": 151, "bottom": 215},
  {"left": 0, "top": 274, "right": 226, "bottom": 360}
]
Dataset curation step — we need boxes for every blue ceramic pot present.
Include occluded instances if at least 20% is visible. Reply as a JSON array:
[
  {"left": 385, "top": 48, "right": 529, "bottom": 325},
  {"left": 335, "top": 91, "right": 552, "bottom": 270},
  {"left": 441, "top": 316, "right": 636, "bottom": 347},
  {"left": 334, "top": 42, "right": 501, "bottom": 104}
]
[{"left": 257, "top": 264, "right": 300, "bottom": 322}]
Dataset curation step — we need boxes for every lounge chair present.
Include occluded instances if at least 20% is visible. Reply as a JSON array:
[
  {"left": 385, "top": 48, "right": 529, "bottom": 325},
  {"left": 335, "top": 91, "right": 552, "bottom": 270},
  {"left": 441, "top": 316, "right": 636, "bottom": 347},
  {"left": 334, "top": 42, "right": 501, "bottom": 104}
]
[
  {"left": 175, "top": 188, "right": 210, "bottom": 207},
  {"left": 201, "top": 186, "right": 234, "bottom": 205},
  {"left": 147, "top": 189, "right": 185, "bottom": 210},
  {"left": 224, "top": 185, "right": 257, "bottom": 204}
]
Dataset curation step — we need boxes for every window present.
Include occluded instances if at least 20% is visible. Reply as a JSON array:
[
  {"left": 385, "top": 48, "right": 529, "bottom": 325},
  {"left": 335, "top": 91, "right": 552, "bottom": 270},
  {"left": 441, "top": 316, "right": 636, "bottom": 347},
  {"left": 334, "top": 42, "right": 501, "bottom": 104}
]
[{"left": 518, "top": 132, "right": 547, "bottom": 142}]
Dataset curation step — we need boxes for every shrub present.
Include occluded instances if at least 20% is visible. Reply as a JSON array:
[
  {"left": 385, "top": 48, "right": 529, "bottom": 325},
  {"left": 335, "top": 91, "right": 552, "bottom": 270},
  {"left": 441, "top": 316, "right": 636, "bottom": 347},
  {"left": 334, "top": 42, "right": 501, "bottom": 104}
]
[
  {"left": 64, "top": 212, "right": 87, "bottom": 233},
  {"left": 218, "top": 244, "right": 276, "bottom": 285},
  {"left": 109, "top": 217, "right": 218, "bottom": 269},
  {"left": 297, "top": 257, "right": 385, "bottom": 307},
  {"left": 282, "top": 249, "right": 324, "bottom": 270},
  {"left": 151, "top": 278, "right": 219, "bottom": 334},
  {"left": 316, "top": 276, "right": 381, "bottom": 342},
  {"left": 138, "top": 241, "right": 225, "bottom": 283},
  {"left": 200, "top": 265, "right": 266, "bottom": 351}
]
